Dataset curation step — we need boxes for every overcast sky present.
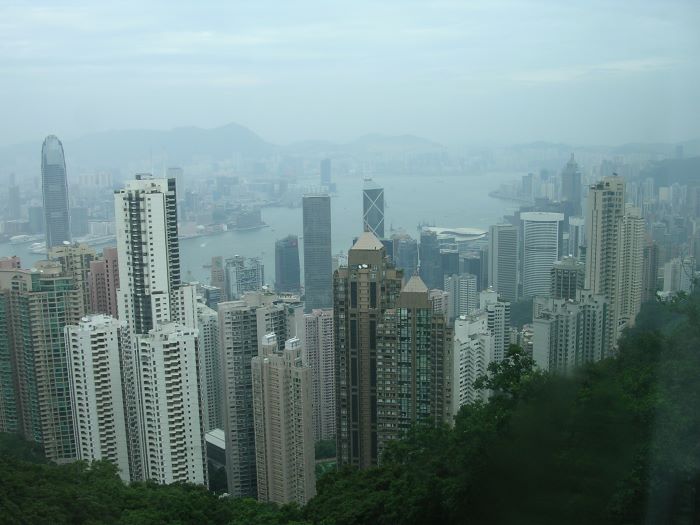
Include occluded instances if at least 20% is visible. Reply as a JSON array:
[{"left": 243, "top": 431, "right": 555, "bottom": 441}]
[{"left": 1, "top": 0, "right": 699, "bottom": 146}]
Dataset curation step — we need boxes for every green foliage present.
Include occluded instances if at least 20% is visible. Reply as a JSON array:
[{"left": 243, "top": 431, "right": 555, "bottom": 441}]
[{"left": 314, "top": 439, "right": 336, "bottom": 460}]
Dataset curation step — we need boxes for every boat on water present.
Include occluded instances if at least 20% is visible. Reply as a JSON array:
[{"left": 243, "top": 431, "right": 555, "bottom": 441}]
[
  {"left": 10, "top": 235, "right": 42, "bottom": 245},
  {"left": 29, "top": 242, "right": 47, "bottom": 255}
]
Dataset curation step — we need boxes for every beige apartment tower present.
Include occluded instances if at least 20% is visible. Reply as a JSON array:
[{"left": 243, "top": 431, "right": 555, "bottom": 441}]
[{"left": 252, "top": 334, "right": 315, "bottom": 505}]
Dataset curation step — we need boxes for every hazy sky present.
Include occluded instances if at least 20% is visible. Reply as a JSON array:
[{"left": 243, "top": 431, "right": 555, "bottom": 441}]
[{"left": 1, "top": 0, "right": 699, "bottom": 146}]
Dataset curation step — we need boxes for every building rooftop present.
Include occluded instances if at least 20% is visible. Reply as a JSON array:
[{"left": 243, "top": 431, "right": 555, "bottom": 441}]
[
  {"left": 402, "top": 275, "right": 428, "bottom": 294},
  {"left": 351, "top": 231, "right": 384, "bottom": 251}
]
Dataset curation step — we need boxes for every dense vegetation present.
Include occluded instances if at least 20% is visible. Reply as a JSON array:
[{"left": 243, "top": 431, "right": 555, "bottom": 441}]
[{"left": 1, "top": 291, "right": 699, "bottom": 524}]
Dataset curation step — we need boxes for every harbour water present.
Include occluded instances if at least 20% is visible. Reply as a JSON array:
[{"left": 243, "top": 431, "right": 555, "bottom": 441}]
[{"left": 0, "top": 172, "right": 521, "bottom": 285}]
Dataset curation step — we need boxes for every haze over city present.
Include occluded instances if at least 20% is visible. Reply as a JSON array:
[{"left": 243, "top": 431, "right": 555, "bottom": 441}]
[
  {"left": 1, "top": 2, "right": 700, "bottom": 524},
  {"left": 1, "top": 0, "right": 699, "bottom": 146}
]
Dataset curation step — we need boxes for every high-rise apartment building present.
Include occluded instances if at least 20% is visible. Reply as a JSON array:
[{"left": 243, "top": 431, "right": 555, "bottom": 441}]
[
  {"left": 304, "top": 309, "right": 335, "bottom": 442},
  {"left": 196, "top": 301, "right": 221, "bottom": 432},
  {"left": 135, "top": 322, "right": 205, "bottom": 485},
  {"left": 335, "top": 233, "right": 403, "bottom": 468},
  {"left": 488, "top": 224, "right": 518, "bottom": 302},
  {"left": 252, "top": 334, "right": 315, "bottom": 505},
  {"left": 663, "top": 256, "right": 695, "bottom": 294},
  {"left": 65, "top": 315, "right": 130, "bottom": 481},
  {"left": 452, "top": 312, "right": 494, "bottom": 413},
  {"left": 88, "top": 246, "right": 120, "bottom": 317},
  {"left": 521, "top": 212, "right": 564, "bottom": 298},
  {"left": 210, "top": 256, "right": 225, "bottom": 292},
  {"left": 444, "top": 273, "right": 478, "bottom": 322},
  {"left": 219, "top": 291, "right": 304, "bottom": 498},
  {"left": 533, "top": 290, "right": 609, "bottom": 373},
  {"left": 0, "top": 262, "right": 82, "bottom": 463},
  {"left": 302, "top": 194, "right": 332, "bottom": 311},
  {"left": 41, "top": 135, "right": 71, "bottom": 249},
  {"left": 568, "top": 216, "right": 585, "bottom": 258},
  {"left": 375, "top": 276, "right": 452, "bottom": 458},
  {"left": 585, "top": 176, "right": 625, "bottom": 347},
  {"left": 275, "top": 235, "right": 301, "bottom": 293},
  {"left": 561, "top": 153, "right": 583, "bottom": 216},
  {"left": 224, "top": 255, "right": 264, "bottom": 299},
  {"left": 642, "top": 240, "right": 659, "bottom": 302},
  {"left": 362, "top": 178, "right": 385, "bottom": 239},
  {"left": 480, "top": 288, "right": 511, "bottom": 362},
  {"left": 419, "top": 229, "right": 442, "bottom": 290},
  {"left": 115, "top": 175, "right": 203, "bottom": 484},
  {"left": 49, "top": 243, "right": 96, "bottom": 315},
  {"left": 615, "top": 206, "right": 645, "bottom": 332},
  {"left": 551, "top": 256, "right": 584, "bottom": 300}
]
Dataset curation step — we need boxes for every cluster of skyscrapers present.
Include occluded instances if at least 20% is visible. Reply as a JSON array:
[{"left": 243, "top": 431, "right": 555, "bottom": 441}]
[{"left": 0, "top": 138, "right": 697, "bottom": 507}]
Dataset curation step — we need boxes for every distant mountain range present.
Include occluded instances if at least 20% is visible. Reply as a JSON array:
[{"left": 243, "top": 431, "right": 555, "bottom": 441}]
[
  {"left": 0, "top": 123, "right": 446, "bottom": 175},
  {"left": 1, "top": 122, "right": 698, "bottom": 176}
]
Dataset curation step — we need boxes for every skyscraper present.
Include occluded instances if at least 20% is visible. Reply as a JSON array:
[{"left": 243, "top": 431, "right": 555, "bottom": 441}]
[
  {"left": 641, "top": 240, "right": 659, "bottom": 302},
  {"left": 115, "top": 175, "right": 203, "bottom": 484},
  {"left": 65, "top": 314, "right": 130, "bottom": 481},
  {"left": 520, "top": 212, "right": 564, "bottom": 298},
  {"left": 135, "top": 322, "right": 205, "bottom": 485},
  {"left": 488, "top": 224, "right": 518, "bottom": 302},
  {"left": 585, "top": 176, "right": 644, "bottom": 344},
  {"left": 533, "top": 290, "right": 609, "bottom": 373},
  {"left": 452, "top": 312, "right": 494, "bottom": 412},
  {"left": 88, "top": 246, "right": 120, "bottom": 317},
  {"left": 392, "top": 233, "right": 418, "bottom": 281},
  {"left": 41, "top": 135, "right": 71, "bottom": 249},
  {"left": 568, "top": 216, "right": 585, "bottom": 258},
  {"left": 196, "top": 301, "right": 221, "bottom": 432},
  {"left": 252, "top": 334, "right": 316, "bottom": 505},
  {"left": 210, "top": 256, "right": 225, "bottom": 292},
  {"left": 302, "top": 194, "right": 332, "bottom": 311},
  {"left": 224, "top": 256, "right": 264, "bottom": 299},
  {"left": 275, "top": 235, "right": 301, "bottom": 293},
  {"left": 375, "top": 275, "right": 452, "bottom": 458},
  {"left": 561, "top": 153, "right": 583, "bottom": 216},
  {"left": 49, "top": 242, "right": 96, "bottom": 315},
  {"left": 0, "top": 262, "right": 83, "bottom": 463},
  {"left": 551, "top": 256, "right": 584, "bottom": 300},
  {"left": 219, "top": 292, "right": 304, "bottom": 498},
  {"left": 304, "top": 309, "right": 335, "bottom": 441},
  {"left": 480, "top": 288, "right": 511, "bottom": 362},
  {"left": 362, "top": 178, "right": 385, "bottom": 238},
  {"left": 335, "top": 233, "right": 404, "bottom": 468},
  {"left": 419, "top": 229, "right": 442, "bottom": 290},
  {"left": 444, "top": 273, "right": 478, "bottom": 322}
]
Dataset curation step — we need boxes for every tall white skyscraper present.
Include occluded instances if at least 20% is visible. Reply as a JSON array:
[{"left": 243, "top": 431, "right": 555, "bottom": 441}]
[
  {"left": 135, "top": 323, "right": 205, "bottom": 485},
  {"left": 252, "top": 334, "right": 316, "bottom": 505},
  {"left": 520, "top": 212, "right": 564, "bottom": 298},
  {"left": 65, "top": 314, "right": 130, "bottom": 482},
  {"left": 115, "top": 175, "right": 204, "bottom": 484},
  {"left": 452, "top": 313, "right": 494, "bottom": 413},
  {"left": 444, "top": 273, "right": 478, "bottom": 322},
  {"left": 480, "top": 288, "right": 511, "bottom": 362},
  {"left": 304, "top": 309, "right": 335, "bottom": 442},
  {"left": 488, "top": 224, "right": 518, "bottom": 302}
]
